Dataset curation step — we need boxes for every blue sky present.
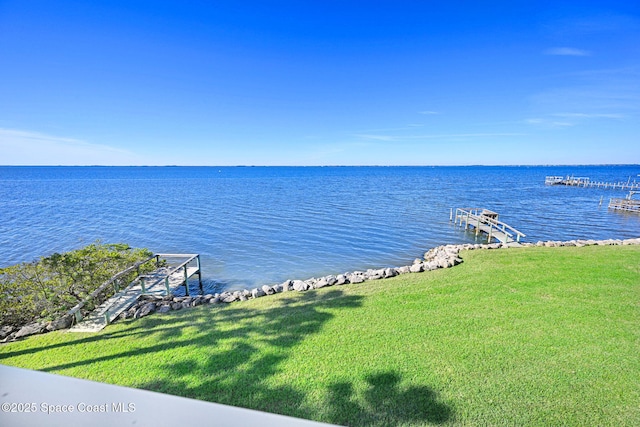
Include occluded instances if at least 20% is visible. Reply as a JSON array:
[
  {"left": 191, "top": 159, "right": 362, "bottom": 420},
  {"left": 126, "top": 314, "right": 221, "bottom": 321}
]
[{"left": 1, "top": 1, "right": 639, "bottom": 166}]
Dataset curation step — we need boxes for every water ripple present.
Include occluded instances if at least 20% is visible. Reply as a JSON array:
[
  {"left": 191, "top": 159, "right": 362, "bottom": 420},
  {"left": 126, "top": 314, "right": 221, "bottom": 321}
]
[{"left": 1, "top": 166, "right": 639, "bottom": 289}]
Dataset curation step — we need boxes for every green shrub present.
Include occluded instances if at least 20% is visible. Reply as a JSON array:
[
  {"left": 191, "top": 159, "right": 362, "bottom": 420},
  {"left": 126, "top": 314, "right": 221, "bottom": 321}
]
[{"left": 0, "top": 242, "right": 154, "bottom": 327}]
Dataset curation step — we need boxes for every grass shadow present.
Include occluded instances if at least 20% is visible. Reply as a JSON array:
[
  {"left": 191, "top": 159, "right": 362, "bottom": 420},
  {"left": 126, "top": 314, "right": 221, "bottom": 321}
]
[
  {"left": 2, "top": 288, "right": 454, "bottom": 425},
  {"left": 326, "top": 371, "right": 452, "bottom": 426}
]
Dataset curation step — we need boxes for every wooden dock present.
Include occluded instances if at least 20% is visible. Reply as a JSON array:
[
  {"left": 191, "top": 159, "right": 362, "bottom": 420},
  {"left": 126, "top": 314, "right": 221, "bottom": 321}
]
[
  {"left": 69, "top": 254, "right": 202, "bottom": 332},
  {"left": 545, "top": 175, "right": 640, "bottom": 191},
  {"left": 609, "top": 192, "right": 640, "bottom": 214},
  {"left": 451, "top": 208, "right": 526, "bottom": 244}
]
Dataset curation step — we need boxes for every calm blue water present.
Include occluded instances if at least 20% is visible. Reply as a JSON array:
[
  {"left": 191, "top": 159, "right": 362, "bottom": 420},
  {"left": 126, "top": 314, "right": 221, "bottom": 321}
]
[{"left": 1, "top": 165, "right": 639, "bottom": 291}]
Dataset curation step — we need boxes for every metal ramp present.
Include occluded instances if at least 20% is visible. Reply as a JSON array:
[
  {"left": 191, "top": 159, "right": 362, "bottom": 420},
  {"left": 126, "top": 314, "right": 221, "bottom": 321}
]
[{"left": 69, "top": 254, "right": 201, "bottom": 333}]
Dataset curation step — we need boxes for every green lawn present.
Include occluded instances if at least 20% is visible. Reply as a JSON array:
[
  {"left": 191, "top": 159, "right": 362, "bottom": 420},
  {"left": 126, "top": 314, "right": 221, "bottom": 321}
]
[{"left": 1, "top": 245, "right": 639, "bottom": 426}]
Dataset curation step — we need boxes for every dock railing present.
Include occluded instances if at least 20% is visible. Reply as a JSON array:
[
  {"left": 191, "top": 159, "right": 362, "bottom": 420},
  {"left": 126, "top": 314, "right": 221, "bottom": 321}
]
[
  {"left": 152, "top": 253, "right": 202, "bottom": 297},
  {"left": 67, "top": 254, "right": 201, "bottom": 326},
  {"left": 546, "top": 175, "right": 639, "bottom": 190},
  {"left": 608, "top": 191, "right": 640, "bottom": 213},
  {"left": 66, "top": 254, "right": 160, "bottom": 324},
  {"left": 452, "top": 208, "right": 526, "bottom": 243}
]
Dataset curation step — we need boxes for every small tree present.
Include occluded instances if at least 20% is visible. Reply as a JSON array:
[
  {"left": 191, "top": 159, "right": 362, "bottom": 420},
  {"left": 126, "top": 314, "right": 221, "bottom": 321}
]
[{"left": 0, "top": 242, "right": 154, "bottom": 327}]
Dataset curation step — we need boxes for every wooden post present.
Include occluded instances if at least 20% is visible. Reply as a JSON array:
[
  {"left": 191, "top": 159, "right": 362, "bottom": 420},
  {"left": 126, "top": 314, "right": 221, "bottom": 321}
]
[
  {"left": 140, "top": 277, "right": 146, "bottom": 294},
  {"left": 197, "top": 255, "right": 203, "bottom": 294},
  {"left": 184, "top": 265, "right": 190, "bottom": 296},
  {"left": 164, "top": 276, "right": 170, "bottom": 295},
  {"left": 488, "top": 224, "right": 493, "bottom": 243},
  {"left": 450, "top": 208, "right": 453, "bottom": 221}
]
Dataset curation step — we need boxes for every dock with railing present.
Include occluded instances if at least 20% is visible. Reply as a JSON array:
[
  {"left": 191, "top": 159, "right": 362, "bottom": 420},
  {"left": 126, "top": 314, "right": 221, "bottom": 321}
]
[
  {"left": 451, "top": 208, "right": 526, "bottom": 244},
  {"left": 545, "top": 175, "right": 640, "bottom": 191},
  {"left": 69, "top": 253, "right": 202, "bottom": 332},
  {"left": 609, "top": 192, "right": 640, "bottom": 214}
]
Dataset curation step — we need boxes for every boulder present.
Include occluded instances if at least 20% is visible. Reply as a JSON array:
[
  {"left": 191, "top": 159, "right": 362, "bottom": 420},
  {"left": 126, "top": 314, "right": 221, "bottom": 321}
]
[
  {"left": 139, "top": 302, "right": 156, "bottom": 317},
  {"left": 0, "top": 325, "right": 15, "bottom": 340},
  {"left": 262, "top": 285, "right": 275, "bottom": 295},
  {"left": 222, "top": 293, "right": 238, "bottom": 303},
  {"left": 46, "top": 315, "right": 73, "bottom": 332},
  {"left": 396, "top": 266, "right": 410, "bottom": 274},
  {"left": 157, "top": 305, "right": 172, "bottom": 314},
  {"left": 436, "top": 258, "right": 449, "bottom": 268},
  {"left": 314, "top": 278, "right": 330, "bottom": 289},
  {"left": 384, "top": 268, "right": 398, "bottom": 278},
  {"left": 335, "top": 274, "right": 349, "bottom": 285},
  {"left": 409, "top": 263, "right": 424, "bottom": 273},
  {"left": 292, "top": 280, "right": 309, "bottom": 292},
  {"left": 171, "top": 302, "right": 182, "bottom": 310},
  {"left": 252, "top": 288, "right": 266, "bottom": 298},
  {"left": 349, "top": 274, "right": 365, "bottom": 284},
  {"left": 366, "top": 269, "right": 385, "bottom": 280},
  {"left": 137, "top": 303, "right": 156, "bottom": 318},
  {"left": 281, "top": 280, "right": 293, "bottom": 291}
]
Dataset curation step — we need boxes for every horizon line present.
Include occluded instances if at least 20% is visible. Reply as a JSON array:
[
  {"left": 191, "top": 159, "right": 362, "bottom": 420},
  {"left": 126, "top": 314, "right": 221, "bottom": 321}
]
[{"left": 1, "top": 163, "right": 640, "bottom": 168}]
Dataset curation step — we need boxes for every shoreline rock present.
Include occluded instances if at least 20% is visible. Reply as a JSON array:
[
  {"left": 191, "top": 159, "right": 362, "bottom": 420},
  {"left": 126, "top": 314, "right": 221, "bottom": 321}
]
[{"left": 3, "top": 237, "right": 640, "bottom": 342}]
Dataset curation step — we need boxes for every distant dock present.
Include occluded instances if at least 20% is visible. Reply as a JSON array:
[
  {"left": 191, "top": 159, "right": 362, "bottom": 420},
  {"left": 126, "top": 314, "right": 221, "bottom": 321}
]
[
  {"left": 451, "top": 208, "right": 525, "bottom": 244},
  {"left": 609, "top": 192, "right": 640, "bottom": 214},
  {"left": 545, "top": 175, "right": 640, "bottom": 191}
]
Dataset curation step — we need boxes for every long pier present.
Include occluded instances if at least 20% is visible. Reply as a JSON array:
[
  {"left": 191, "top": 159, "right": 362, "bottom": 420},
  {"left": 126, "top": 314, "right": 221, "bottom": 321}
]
[
  {"left": 545, "top": 175, "right": 640, "bottom": 191},
  {"left": 69, "top": 254, "right": 202, "bottom": 332},
  {"left": 451, "top": 208, "right": 525, "bottom": 244}
]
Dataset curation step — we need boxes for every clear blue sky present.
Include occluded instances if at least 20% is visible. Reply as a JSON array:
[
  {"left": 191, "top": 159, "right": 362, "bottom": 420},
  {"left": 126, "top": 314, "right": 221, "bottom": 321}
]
[{"left": 1, "top": 1, "right": 639, "bottom": 166}]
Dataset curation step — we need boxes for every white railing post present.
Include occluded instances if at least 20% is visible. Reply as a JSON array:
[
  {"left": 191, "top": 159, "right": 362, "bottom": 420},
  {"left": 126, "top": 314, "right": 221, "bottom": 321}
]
[{"left": 184, "top": 265, "right": 190, "bottom": 296}]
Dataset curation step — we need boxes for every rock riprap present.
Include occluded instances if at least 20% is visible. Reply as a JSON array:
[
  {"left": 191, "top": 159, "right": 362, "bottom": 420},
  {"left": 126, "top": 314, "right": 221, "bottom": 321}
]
[{"left": 3, "top": 237, "right": 640, "bottom": 341}]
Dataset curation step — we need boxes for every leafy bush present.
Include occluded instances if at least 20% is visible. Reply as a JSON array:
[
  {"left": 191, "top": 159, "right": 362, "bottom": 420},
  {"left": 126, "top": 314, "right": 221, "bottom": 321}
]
[{"left": 0, "top": 242, "right": 154, "bottom": 327}]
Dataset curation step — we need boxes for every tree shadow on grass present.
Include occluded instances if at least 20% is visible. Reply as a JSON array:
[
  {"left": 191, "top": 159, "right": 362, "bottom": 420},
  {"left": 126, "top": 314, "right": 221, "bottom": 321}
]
[
  {"left": 3, "top": 288, "right": 454, "bottom": 425},
  {"left": 326, "top": 372, "right": 452, "bottom": 426}
]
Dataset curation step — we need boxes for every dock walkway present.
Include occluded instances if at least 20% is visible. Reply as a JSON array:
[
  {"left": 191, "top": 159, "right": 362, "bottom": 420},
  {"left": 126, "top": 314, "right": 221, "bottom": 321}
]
[
  {"left": 451, "top": 208, "right": 525, "bottom": 244},
  {"left": 69, "top": 254, "right": 202, "bottom": 332},
  {"left": 546, "top": 175, "right": 640, "bottom": 191}
]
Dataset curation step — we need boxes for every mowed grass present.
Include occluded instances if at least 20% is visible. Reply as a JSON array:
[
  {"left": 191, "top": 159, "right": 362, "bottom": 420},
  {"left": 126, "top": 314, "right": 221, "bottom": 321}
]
[{"left": 1, "top": 245, "right": 639, "bottom": 426}]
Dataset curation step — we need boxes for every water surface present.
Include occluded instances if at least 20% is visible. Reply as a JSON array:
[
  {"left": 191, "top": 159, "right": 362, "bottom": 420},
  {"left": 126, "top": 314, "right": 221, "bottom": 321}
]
[{"left": 1, "top": 165, "right": 639, "bottom": 291}]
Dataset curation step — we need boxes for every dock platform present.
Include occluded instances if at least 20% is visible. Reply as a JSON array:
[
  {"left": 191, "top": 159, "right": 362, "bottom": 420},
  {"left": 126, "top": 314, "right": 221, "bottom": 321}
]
[
  {"left": 609, "top": 192, "right": 640, "bottom": 214},
  {"left": 451, "top": 208, "right": 525, "bottom": 244},
  {"left": 69, "top": 254, "right": 202, "bottom": 332}
]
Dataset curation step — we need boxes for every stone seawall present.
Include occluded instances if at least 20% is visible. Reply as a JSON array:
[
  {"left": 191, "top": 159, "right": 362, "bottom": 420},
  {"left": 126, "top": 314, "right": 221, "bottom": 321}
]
[
  {"left": 116, "top": 237, "right": 640, "bottom": 322},
  {"left": 3, "top": 237, "right": 639, "bottom": 342}
]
